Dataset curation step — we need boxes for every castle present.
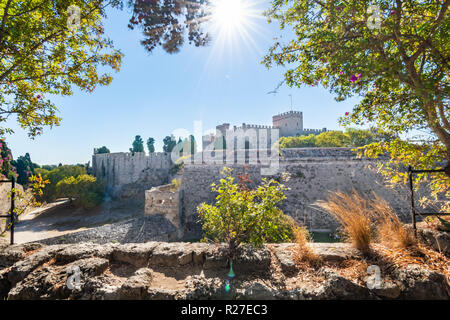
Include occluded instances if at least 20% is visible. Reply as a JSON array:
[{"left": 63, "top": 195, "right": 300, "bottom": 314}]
[{"left": 202, "top": 110, "right": 327, "bottom": 149}]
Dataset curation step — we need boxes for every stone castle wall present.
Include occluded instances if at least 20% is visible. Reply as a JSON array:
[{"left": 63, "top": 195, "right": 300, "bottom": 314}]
[
  {"left": 92, "top": 152, "right": 172, "bottom": 204},
  {"left": 93, "top": 148, "right": 414, "bottom": 241},
  {"left": 180, "top": 149, "right": 409, "bottom": 240}
]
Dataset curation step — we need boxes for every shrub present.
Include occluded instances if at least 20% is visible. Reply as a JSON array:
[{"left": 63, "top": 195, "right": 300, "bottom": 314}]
[
  {"left": 38, "top": 165, "right": 87, "bottom": 202},
  {"left": 171, "top": 178, "right": 181, "bottom": 191},
  {"left": 371, "top": 194, "right": 417, "bottom": 250},
  {"left": 317, "top": 191, "right": 373, "bottom": 254},
  {"left": 56, "top": 174, "right": 105, "bottom": 209},
  {"left": 197, "top": 167, "right": 294, "bottom": 258}
]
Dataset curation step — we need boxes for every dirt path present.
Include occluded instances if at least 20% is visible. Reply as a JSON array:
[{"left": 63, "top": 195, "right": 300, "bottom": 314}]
[{"left": 5, "top": 201, "right": 143, "bottom": 244}]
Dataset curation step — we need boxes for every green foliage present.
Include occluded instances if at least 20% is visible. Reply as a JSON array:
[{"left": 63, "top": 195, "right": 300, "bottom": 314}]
[
  {"left": 10, "top": 153, "right": 37, "bottom": 185},
  {"left": 0, "top": 138, "right": 15, "bottom": 179},
  {"left": 146, "top": 137, "right": 155, "bottom": 154},
  {"left": 163, "top": 135, "right": 177, "bottom": 153},
  {"left": 96, "top": 146, "right": 110, "bottom": 154},
  {"left": 0, "top": 0, "right": 123, "bottom": 137},
  {"left": 197, "top": 167, "right": 295, "bottom": 257},
  {"left": 130, "top": 135, "right": 144, "bottom": 154},
  {"left": 38, "top": 165, "right": 87, "bottom": 202},
  {"left": 127, "top": 0, "right": 210, "bottom": 53},
  {"left": 279, "top": 128, "right": 384, "bottom": 148},
  {"left": 264, "top": 0, "right": 450, "bottom": 178},
  {"left": 56, "top": 174, "right": 105, "bottom": 209}
]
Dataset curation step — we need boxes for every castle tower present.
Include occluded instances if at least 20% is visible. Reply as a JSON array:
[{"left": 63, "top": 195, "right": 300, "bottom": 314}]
[{"left": 272, "top": 110, "right": 303, "bottom": 137}]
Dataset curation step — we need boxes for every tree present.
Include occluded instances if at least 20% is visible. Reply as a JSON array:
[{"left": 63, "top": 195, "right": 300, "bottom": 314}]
[
  {"left": 56, "top": 174, "right": 105, "bottom": 209},
  {"left": 0, "top": 138, "right": 15, "bottom": 179},
  {"left": 127, "top": 0, "right": 210, "bottom": 53},
  {"left": 10, "top": 152, "right": 36, "bottom": 185},
  {"left": 197, "top": 167, "right": 296, "bottom": 259},
  {"left": 38, "top": 165, "right": 87, "bottom": 202},
  {"left": 163, "top": 135, "right": 177, "bottom": 153},
  {"left": 315, "top": 131, "right": 349, "bottom": 147},
  {"left": 96, "top": 146, "right": 110, "bottom": 154},
  {"left": 0, "top": 0, "right": 123, "bottom": 137},
  {"left": 146, "top": 137, "right": 155, "bottom": 154},
  {"left": 263, "top": 1, "right": 450, "bottom": 178},
  {"left": 129, "top": 135, "right": 144, "bottom": 154}
]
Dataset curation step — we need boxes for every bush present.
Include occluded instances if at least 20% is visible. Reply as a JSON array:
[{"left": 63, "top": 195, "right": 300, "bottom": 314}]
[
  {"left": 317, "top": 191, "right": 374, "bottom": 254},
  {"left": 56, "top": 174, "right": 105, "bottom": 209},
  {"left": 38, "top": 165, "right": 87, "bottom": 202},
  {"left": 197, "top": 167, "right": 295, "bottom": 258}
]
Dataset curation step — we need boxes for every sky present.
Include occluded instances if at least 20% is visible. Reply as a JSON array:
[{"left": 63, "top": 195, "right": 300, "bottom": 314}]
[{"left": 6, "top": 0, "right": 362, "bottom": 165}]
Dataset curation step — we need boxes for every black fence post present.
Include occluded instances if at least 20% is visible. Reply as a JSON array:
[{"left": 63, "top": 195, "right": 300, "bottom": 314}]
[
  {"left": 407, "top": 166, "right": 417, "bottom": 236},
  {"left": 10, "top": 175, "right": 15, "bottom": 245}
]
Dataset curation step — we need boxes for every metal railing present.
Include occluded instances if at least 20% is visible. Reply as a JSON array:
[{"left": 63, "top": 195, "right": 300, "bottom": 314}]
[
  {"left": 408, "top": 166, "right": 450, "bottom": 234},
  {"left": 0, "top": 176, "right": 15, "bottom": 244}
]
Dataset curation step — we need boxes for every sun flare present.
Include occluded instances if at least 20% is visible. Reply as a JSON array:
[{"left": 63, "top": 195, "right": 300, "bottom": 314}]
[{"left": 211, "top": 0, "right": 249, "bottom": 31}]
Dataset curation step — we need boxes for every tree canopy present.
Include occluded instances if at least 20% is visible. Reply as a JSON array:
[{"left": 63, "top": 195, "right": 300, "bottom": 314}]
[
  {"left": 130, "top": 135, "right": 144, "bottom": 153},
  {"left": 0, "top": 0, "right": 123, "bottom": 137},
  {"left": 127, "top": 0, "right": 211, "bottom": 53},
  {"left": 146, "top": 137, "right": 155, "bottom": 154},
  {"left": 263, "top": 0, "right": 449, "bottom": 176}
]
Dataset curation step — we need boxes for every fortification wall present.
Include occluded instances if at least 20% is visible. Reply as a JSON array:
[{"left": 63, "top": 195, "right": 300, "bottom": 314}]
[
  {"left": 180, "top": 149, "right": 408, "bottom": 240},
  {"left": 92, "top": 152, "right": 172, "bottom": 203}
]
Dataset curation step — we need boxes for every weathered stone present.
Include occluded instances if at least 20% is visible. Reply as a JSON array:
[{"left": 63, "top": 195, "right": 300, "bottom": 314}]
[
  {"left": 235, "top": 245, "right": 272, "bottom": 275},
  {"left": 119, "top": 268, "right": 153, "bottom": 300},
  {"left": 312, "top": 243, "right": 360, "bottom": 262},
  {"left": 371, "top": 281, "right": 402, "bottom": 299},
  {"left": 396, "top": 264, "right": 450, "bottom": 299},
  {"left": 418, "top": 228, "right": 450, "bottom": 256},
  {"left": 8, "top": 266, "right": 61, "bottom": 300},
  {"left": 319, "top": 268, "right": 376, "bottom": 299},
  {"left": 203, "top": 244, "right": 229, "bottom": 270},
  {"left": 190, "top": 243, "right": 210, "bottom": 265},
  {"left": 235, "top": 281, "right": 276, "bottom": 300},
  {"left": 7, "top": 245, "right": 67, "bottom": 286},
  {"left": 66, "top": 257, "right": 109, "bottom": 277},
  {"left": 149, "top": 242, "right": 193, "bottom": 266},
  {"left": 112, "top": 242, "right": 158, "bottom": 267},
  {"left": 56, "top": 242, "right": 115, "bottom": 263},
  {"left": 271, "top": 244, "right": 296, "bottom": 274}
]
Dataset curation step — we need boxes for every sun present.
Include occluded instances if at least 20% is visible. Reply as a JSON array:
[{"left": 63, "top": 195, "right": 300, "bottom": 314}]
[{"left": 211, "top": 0, "right": 249, "bottom": 32}]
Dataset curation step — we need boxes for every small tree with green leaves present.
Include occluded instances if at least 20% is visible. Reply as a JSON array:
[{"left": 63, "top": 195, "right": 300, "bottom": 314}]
[
  {"left": 129, "top": 135, "right": 144, "bottom": 154},
  {"left": 197, "top": 167, "right": 295, "bottom": 259},
  {"left": 146, "top": 137, "right": 155, "bottom": 154},
  {"left": 96, "top": 146, "right": 110, "bottom": 154}
]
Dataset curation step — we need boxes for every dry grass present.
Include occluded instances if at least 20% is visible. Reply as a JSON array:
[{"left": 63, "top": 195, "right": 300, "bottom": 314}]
[
  {"left": 316, "top": 191, "right": 373, "bottom": 254},
  {"left": 370, "top": 194, "right": 417, "bottom": 250},
  {"left": 292, "top": 226, "right": 322, "bottom": 268}
]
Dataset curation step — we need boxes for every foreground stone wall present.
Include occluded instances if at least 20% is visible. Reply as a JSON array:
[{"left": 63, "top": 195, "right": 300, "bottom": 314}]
[{"left": 1, "top": 241, "right": 448, "bottom": 300}]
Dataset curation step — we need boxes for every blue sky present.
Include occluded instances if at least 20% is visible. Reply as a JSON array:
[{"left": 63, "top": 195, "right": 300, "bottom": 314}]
[{"left": 6, "top": 0, "right": 362, "bottom": 165}]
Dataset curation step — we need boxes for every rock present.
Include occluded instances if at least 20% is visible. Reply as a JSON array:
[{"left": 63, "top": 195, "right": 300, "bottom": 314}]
[
  {"left": 0, "top": 268, "right": 10, "bottom": 299},
  {"left": 271, "top": 244, "right": 296, "bottom": 274},
  {"left": 7, "top": 245, "right": 67, "bottom": 286},
  {"left": 119, "top": 268, "right": 153, "bottom": 299},
  {"left": 235, "top": 281, "right": 275, "bottom": 300},
  {"left": 371, "top": 281, "right": 402, "bottom": 299},
  {"left": 112, "top": 242, "right": 158, "bottom": 267},
  {"left": 66, "top": 257, "right": 109, "bottom": 277},
  {"left": 203, "top": 244, "right": 229, "bottom": 270},
  {"left": 235, "top": 245, "right": 271, "bottom": 275},
  {"left": 56, "top": 242, "right": 115, "bottom": 263},
  {"left": 0, "top": 243, "right": 45, "bottom": 268},
  {"left": 190, "top": 243, "right": 210, "bottom": 265},
  {"left": 319, "top": 268, "right": 376, "bottom": 299},
  {"left": 312, "top": 243, "right": 360, "bottom": 262},
  {"left": 418, "top": 228, "right": 450, "bottom": 256},
  {"left": 396, "top": 264, "right": 450, "bottom": 299},
  {"left": 149, "top": 242, "right": 193, "bottom": 267},
  {"left": 8, "top": 266, "right": 62, "bottom": 300}
]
